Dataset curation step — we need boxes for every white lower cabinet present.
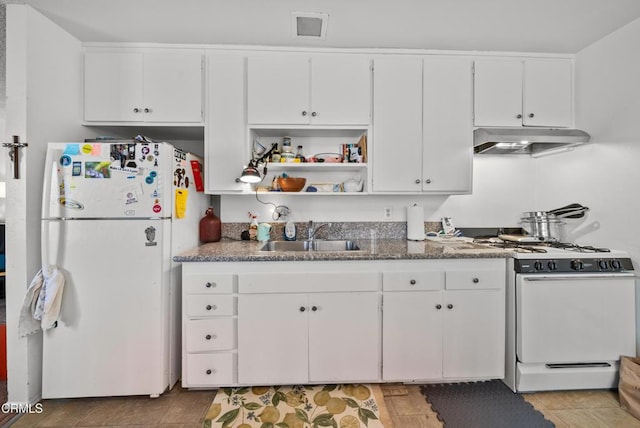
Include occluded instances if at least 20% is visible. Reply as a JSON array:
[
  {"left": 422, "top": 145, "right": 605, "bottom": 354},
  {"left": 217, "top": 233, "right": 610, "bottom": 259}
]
[
  {"left": 238, "top": 292, "right": 380, "bottom": 385},
  {"left": 237, "top": 269, "right": 381, "bottom": 385},
  {"left": 382, "top": 259, "right": 506, "bottom": 382},
  {"left": 182, "top": 258, "right": 505, "bottom": 387}
]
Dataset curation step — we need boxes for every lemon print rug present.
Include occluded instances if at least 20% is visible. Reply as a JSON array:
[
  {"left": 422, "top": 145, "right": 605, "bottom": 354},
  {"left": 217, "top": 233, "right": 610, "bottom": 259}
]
[{"left": 204, "top": 384, "right": 390, "bottom": 428}]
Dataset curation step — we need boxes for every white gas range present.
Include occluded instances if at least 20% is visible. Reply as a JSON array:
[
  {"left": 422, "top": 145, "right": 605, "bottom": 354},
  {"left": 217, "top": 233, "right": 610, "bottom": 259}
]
[{"left": 496, "top": 241, "right": 637, "bottom": 392}]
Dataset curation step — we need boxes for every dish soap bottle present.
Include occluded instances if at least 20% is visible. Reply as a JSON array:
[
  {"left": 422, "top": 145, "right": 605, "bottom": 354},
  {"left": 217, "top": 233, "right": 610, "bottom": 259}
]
[
  {"left": 283, "top": 218, "right": 297, "bottom": 241},
  {"left": 249, "top": 212, "right": 258, "bottom": 240}
]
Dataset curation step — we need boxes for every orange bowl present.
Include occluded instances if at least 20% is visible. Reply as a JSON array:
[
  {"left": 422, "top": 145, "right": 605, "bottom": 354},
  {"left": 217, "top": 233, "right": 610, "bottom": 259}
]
[{"left": 277, "top": 177, "right": 306, "bottom": 192}]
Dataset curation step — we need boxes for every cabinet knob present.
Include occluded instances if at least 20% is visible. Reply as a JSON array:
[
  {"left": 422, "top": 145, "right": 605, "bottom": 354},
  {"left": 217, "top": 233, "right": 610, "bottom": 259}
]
[
  {"left": 206, "top": 369, "right": 216, "bottom": 375},
  {"left": 311, "top": 111, "right": 317, "bottom": 117},
  {"left": 144, "top": 108, "right": 151, "bottom": 113},
  {"left": 301, "top": 111, "right": 308, "bottom": 116},
  {"left": 205, "top": 282, "right": 216, "bottom": 288},
  {"left": 311, "top": 306, "right": 318, "bottom": 312},
  {"left": 447, "top": 303, "right": 453, "bottom": 309},
  {"left": 436, "top": 304, "right": 442, "bottom": 310},
  {"left": 299, "top": 306, "right": 306, "bottom": 312},
  {"left": 205, "top": 334, "right": 217, "bottom": 340},
  {"left": 415, "top": 179, "right": 421, "bottom": 184},
  {"left": 516, "top": 114, "right": 522, "bottom": 119},
  {"left": 133, "top": 108, "right": 141, "bottom": 113},
  {"left": 410, "top": 279, "right": 416, "bottom": 285},
  {"left": 528, "top": 113, "right": 535, "bottom": 118},
  {"left": 206, "top": 304, "right": 217, "bottom": 311},
  {"left": 473, "top": 277, "right": 479, "bottom": 283},
  {"left": 425, "top": 179, "right": 431, "bottom": 184}
]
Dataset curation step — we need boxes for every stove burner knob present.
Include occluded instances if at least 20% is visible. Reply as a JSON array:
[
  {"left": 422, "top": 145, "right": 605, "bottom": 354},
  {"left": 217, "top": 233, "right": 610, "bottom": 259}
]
[
  {"left": 534, "top": 261, "right": 544, "bottom": 271},
  {"left": 610, "top": 259, "right": 622, "bottom": 269},
  {"left": 571, "top": 260, "right": 584, "bottom": 271},
  {"left": 598, "top": 260, "right": 609, "bottom": 270},
  {"left": 547, "top": 261, "right": 557, "bottom": 271}
]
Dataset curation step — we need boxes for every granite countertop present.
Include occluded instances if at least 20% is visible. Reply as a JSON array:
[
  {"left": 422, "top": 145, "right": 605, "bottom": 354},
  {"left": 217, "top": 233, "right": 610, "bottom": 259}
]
[{"left": 173, "top": 238, "right": 513, "bottom": 262}]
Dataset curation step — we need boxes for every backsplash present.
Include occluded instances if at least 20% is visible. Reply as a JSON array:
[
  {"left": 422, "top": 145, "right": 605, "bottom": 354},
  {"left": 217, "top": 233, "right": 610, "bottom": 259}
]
[{"left": 221, "top": 221, "right": 443, "bottom": 241}]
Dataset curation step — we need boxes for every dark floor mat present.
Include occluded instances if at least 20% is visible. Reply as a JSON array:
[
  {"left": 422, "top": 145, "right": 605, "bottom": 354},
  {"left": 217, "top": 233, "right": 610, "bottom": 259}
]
[{"left": 421, "top": 380, "right": 554, "bottom": 428}]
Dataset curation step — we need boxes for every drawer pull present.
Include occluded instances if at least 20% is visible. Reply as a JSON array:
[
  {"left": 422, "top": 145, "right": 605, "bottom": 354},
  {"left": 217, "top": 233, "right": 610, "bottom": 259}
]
[
  {"left": 205, "top": 282, "right": 217, "bottom": 288},
  {"left": 472, "top": 277, "right": 479, "bottom": 283},
  {"left": 206, "top": 369, "right": 216, "bottom": 375},
  {"left": 205, "top": 334, "right": 217, "bottom": 341},
  {"left": 206, "top": 304, "right": 217, "bottom": 311},
  {"left": 410, "top": 279, "right": 416, "bottom": 285}
]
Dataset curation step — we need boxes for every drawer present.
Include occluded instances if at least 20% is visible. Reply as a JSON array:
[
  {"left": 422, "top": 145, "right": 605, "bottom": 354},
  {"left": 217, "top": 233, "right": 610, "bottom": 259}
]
[
  {"left": 186, "top": 318, "right": 236, "bottom": 352},
  {"left": 186, "top": 295, "right": 236, "bottom": 317},
  {"left": 446, "top": 269, "right": 504, "bottom": 290},
  {"left": 239, "top": 272, "right": 379, "bottom": 293},
  {"left": 186, "top": 353, "right": 236, "bottom": 386},
  {"left": 184, "top": 273, "right": 235, "bottom": 294},
  {"left": 382, "top": 271, "right": 444, "bottom": 291}
]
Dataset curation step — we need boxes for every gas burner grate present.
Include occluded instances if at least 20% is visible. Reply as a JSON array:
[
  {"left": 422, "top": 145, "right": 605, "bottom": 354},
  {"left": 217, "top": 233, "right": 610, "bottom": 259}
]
[
  {"left": 547, "top": 242, "right": 611, "bottom": 253},
  {"left": 473, "top": 239, "right": 548, "bottom": 253}
]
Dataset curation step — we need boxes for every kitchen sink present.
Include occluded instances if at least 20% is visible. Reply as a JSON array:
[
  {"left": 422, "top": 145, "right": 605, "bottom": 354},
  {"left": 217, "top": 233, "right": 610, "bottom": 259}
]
[{"left": 259, "top": 240, "right": 361, "bottom": 252}]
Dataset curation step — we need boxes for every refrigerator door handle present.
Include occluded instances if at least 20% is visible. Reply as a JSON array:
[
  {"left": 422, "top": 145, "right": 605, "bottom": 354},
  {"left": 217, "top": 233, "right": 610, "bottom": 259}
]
[
  {"left": 41, "top": 219, "right": 51, "bottom": 278},
  {"left": 41, "top": 156, "right": 58, "bottom": 220},
  {"left": 41, "top": 157, "right": 58, "bottom": 277}
]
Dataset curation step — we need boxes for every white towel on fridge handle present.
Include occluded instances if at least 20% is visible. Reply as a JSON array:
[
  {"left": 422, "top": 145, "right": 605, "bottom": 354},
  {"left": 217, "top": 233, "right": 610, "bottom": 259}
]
[{"left": 18, "top": 266, "right": 65, "bottom": 337}]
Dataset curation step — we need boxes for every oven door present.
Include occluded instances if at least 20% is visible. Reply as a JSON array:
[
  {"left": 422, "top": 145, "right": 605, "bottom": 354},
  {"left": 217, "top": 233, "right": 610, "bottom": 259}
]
[{"left": 516, "top": 273, "right": 636, "bottom": 364}]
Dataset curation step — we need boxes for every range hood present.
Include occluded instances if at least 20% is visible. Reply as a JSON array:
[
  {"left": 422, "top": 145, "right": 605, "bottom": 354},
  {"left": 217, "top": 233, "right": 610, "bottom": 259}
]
[{"left": 474, "top": 128, "right": 591, "bottom": 156}]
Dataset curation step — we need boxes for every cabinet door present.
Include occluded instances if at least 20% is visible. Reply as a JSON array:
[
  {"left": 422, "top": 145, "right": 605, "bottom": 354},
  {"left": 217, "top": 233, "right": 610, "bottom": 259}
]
[
  {"left": 311, "top": 55, "right": 371, "bottom": 125},
  {"left": 383, "top": 292, "right": 443, "bottom": 381},
  {"left": 473, "top": 60, "right": 523, "bottom": 127},
  {"left": 247, "top": 55, "right": 309, "bottom": 124},
  {"left": 206, "top": 54, "right": 246, "bottom": 193},
  {"left": 442, "top": 290, "right": 504, "bottom": 379},
  {"left": 422, "top": 58, "right": 472, "bottom": 194},
  {"left": 372, "top": 57, "right": 423, "bottom": 192},
  {"left": 523, "top": 59, "right": 573, "bottom": 127},
  {"left": 237, "top": 294, "right": 309, "bottom": 384},
  {"left": 84, "top": 51, "right": 143, "bottom": 122},
  {"left": 143, "top": 52, "right": 203, "bottom": 122},
  {"left": 308, "top": 293, "right": 380, "bottom": 382}
]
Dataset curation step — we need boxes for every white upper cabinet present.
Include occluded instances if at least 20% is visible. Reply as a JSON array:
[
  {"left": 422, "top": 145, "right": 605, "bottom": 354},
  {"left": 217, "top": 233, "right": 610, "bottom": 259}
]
[
  {"left": 84, "top": 50, "right": 203, "bottom": 123},
  {"left": 422, "top": 58, "right": 473, "bottom": 193},
  {"left": 372, "top": 56, "right": 472, "bottom": 194},
  {"left": 372, "top": 56, "right": 423, "bottom": 192},
  {"left": 205, "top": 54, "right": 246, "bottom": 193},
  {"left": 523, "top": 59, "right": 573, "bottom": 127},
  {"left": 248, "top": 54, "right": 371, "bottom": 125},
  {"left": 474, "top": 58, "right": 573, "bottom": 128}
]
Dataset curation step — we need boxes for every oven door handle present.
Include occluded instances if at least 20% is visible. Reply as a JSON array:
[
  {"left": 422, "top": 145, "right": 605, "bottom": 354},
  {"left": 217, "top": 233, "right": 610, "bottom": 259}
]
[{"left": 523, "top": 273, "right": 637, "bottom": 281}]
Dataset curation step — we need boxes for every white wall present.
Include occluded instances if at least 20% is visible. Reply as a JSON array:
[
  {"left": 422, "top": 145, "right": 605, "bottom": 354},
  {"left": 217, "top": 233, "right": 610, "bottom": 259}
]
[
  {"left": 535, "top": 17, "right": 640, "bottom": 263},
  {"left": 5, "top": 5, "right": 84, "bottom": 404}
]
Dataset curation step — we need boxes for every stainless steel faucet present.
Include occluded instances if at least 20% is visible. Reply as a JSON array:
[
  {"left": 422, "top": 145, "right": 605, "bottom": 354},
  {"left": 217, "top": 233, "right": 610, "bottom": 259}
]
[{"left": 307, "top": 220, "right": 329, "bottom": 241}]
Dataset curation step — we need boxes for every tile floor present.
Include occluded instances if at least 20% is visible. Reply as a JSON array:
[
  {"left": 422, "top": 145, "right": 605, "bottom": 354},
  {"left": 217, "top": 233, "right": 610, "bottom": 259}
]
[
  {"left": 383, "top": 385, "right": 640, "bottom": 428},
  {"left": 6, "top": 383, "right": 640, "bottom": 427},
  {"left": 7, "top": 384, "right": 215, "bottom": 427}
]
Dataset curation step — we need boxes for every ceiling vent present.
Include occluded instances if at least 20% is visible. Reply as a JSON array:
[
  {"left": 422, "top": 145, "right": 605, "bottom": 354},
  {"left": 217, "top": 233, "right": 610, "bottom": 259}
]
[{"left": 292, "top": 12, "right": 328, "bottom": 40}]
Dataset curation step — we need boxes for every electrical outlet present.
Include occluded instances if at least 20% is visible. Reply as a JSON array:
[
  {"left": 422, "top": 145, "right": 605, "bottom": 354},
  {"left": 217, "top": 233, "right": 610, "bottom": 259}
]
[{"left": 384, "top": 206, "right": 393, "bottom": 219}]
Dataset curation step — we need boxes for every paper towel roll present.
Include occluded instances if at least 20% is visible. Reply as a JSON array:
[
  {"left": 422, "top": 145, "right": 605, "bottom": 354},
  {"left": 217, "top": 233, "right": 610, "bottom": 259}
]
[{"left": 407, "top": 205, "right": 425, "bottom": 241}]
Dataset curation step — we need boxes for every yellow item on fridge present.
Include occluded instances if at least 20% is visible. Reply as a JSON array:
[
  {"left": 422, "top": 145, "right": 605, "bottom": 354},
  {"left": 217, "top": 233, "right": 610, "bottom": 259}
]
[{"left": 175, "top": 189, "right": 188, "bottom": 218}]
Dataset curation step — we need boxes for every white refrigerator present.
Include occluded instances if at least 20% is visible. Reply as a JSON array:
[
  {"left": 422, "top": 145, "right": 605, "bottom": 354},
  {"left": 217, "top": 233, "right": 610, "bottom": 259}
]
[{"left": 41, "top": 140, "right": 209, "bottom": 398}]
